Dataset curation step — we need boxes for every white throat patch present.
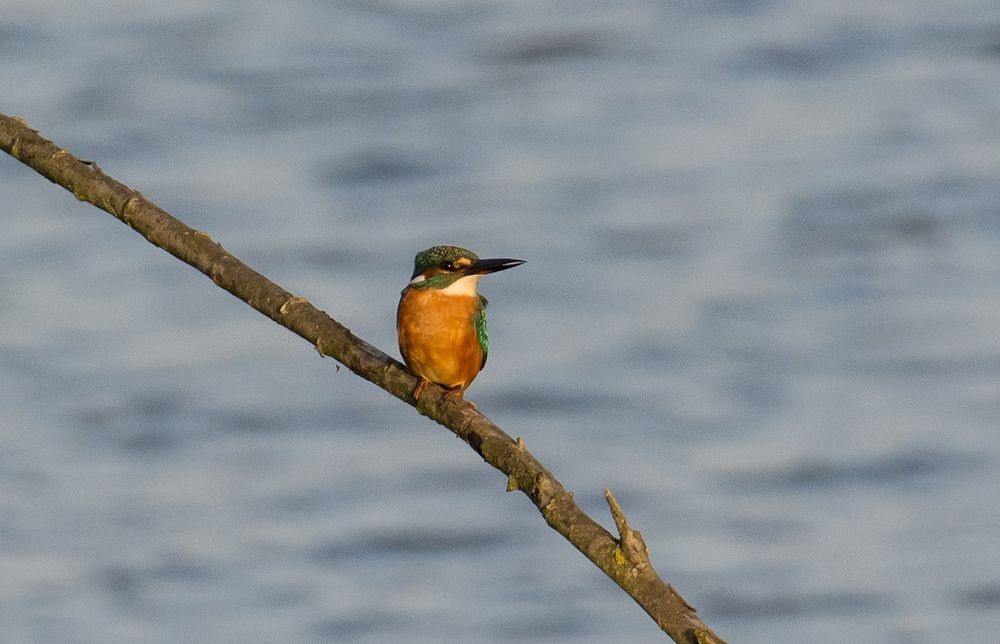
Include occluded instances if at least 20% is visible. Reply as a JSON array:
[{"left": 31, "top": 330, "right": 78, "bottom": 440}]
[{"left": 440, "top": 274, "right": 482, "bottom": 297}]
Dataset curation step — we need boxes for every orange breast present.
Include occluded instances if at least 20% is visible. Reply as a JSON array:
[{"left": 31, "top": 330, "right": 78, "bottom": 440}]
[{"left": 397, "top": 288, "right": 484, "bottom": 391}]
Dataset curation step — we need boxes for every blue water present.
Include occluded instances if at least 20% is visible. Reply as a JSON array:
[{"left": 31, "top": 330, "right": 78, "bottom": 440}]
[{"left": 3, "top": 2, "right": 1000, "bottom": 642}]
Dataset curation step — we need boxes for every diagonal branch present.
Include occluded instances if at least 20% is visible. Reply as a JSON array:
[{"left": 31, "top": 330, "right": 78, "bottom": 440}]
[{"left": 0, "top": 112, "right": 726, "bottom": 644}]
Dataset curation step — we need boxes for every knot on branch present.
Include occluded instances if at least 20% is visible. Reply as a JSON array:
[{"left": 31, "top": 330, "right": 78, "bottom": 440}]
[
  {"left": 78, "top": 158, "right": 102, "bottom": 173},
  {"left": 539, "top": 479, "right": 573, "bottom": 519},
  {"left": 120, "top": 195, "right": 143, "bottom": 224},
  {"left": 209, "top": 255, "right": 231, "bottom": 283},
  {"left": 688, "top": 627, "right": 726, "bottom": 644},
  {"left": 280, "top": 295, "right": 311, "bottom": 318},
  {"left": 504, "top": 438, "right": 530, "bottom": 492}
]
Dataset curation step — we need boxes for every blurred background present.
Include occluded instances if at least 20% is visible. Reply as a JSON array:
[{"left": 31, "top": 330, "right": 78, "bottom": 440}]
[{"left": 3, "top": 2, "right": 1000, "bottom": 642}]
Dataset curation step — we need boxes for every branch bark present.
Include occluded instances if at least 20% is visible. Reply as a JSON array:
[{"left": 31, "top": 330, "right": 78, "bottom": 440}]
[{"left": 0, "top": 112, "right": 726, "bottom": 644}]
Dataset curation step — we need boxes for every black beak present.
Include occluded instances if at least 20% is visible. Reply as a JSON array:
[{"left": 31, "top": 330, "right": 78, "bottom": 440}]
[{"left": 463, "top": 257, "right": 526, "bottom": 275}]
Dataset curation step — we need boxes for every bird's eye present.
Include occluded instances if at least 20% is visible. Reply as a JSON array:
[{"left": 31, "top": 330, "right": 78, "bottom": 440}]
[{"left": 440, "top": 261, "right": 454, "bottom": 270}]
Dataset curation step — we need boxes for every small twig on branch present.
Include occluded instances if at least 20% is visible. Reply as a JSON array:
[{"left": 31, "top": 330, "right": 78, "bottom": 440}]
[
  {"left": 0, "top": 112, "right": 726, "bottom": 644},
  {"left": 606, "top": 488, "right": 651, "bottom": 569}
]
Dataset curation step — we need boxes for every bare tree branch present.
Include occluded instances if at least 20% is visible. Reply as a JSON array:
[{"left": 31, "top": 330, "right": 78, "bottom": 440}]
[{"left": 0, "top": 112, "right": 727, "bottom": 644}]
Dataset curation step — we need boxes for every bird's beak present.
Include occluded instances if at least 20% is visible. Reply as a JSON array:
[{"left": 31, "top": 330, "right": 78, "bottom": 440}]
[{"left": 462, "top": 257, "right": 526, "bottom": 275}]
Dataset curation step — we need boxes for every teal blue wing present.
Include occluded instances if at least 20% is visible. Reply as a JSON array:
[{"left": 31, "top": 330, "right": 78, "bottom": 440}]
[{"left": 475, "top": 296, "right": 489, "bottom": 368}]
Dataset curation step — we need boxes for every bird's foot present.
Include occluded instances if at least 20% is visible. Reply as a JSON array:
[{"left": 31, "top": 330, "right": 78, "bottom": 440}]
[{"left": 413, "top": 378, "right": 429, "bottom": 401}]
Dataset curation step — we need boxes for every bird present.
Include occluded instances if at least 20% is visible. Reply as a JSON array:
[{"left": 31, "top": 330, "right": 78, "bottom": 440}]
[{"left": 397, "top": 245, "right": 524, "bottom": 401}]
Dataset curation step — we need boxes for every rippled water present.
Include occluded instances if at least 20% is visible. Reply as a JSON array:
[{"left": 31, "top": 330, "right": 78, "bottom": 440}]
[{"left": 3, "top": 2, "right": 1000, "bottom": 642}]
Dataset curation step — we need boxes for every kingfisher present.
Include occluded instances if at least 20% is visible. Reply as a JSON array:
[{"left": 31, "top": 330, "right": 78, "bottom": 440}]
[{"left": 397, "top": 245, "right": 525, "bottom": 401}]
